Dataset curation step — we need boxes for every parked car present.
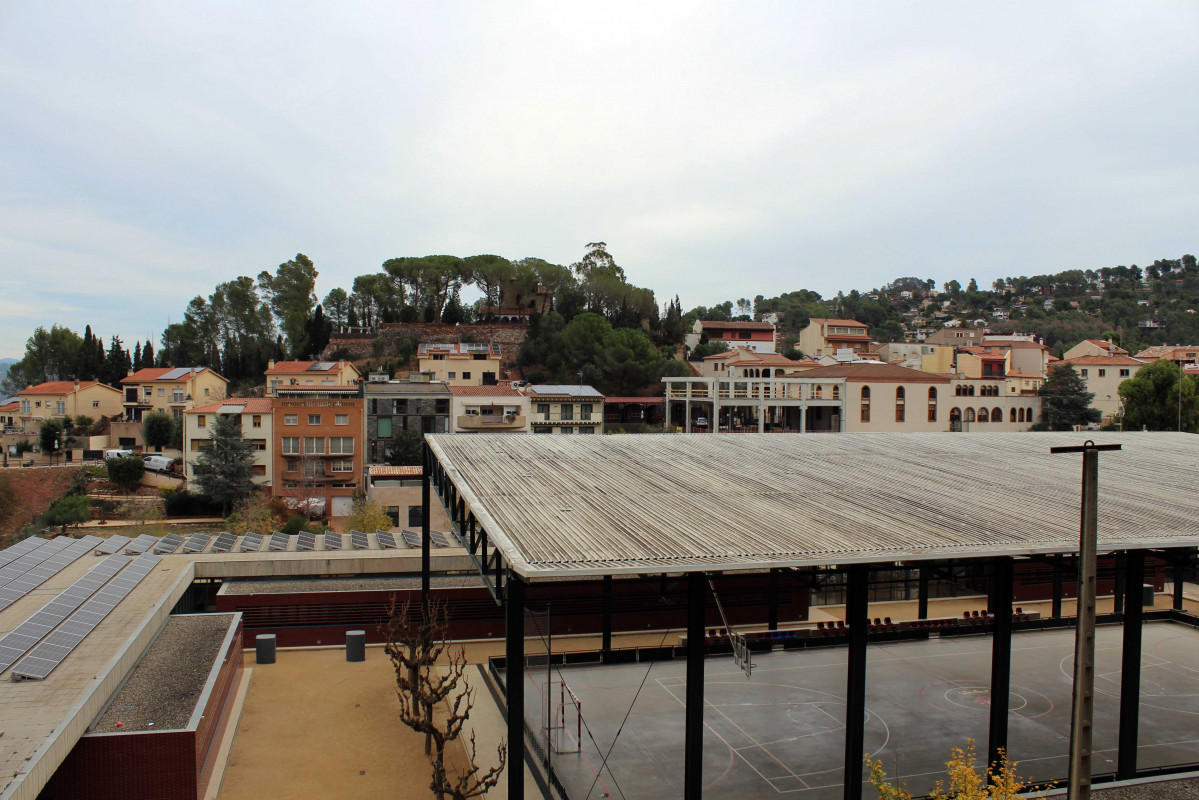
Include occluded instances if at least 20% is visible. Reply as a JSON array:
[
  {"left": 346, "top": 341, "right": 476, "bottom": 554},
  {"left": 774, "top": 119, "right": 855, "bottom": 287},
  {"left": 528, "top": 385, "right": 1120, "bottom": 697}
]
[
  {"left": 142, "top": 455, "right": 177, "bottom": 473},
  {"left": 103, "top": 448, "right": 134, "bottom": 460},
  {"left": 693, "top": 416, "right": 709, "bottom": 429}
]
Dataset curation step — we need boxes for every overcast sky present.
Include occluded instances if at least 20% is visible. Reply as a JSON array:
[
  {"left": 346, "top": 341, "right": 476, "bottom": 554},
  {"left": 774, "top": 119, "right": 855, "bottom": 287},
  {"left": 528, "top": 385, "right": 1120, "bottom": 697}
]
[{"left": 2, "top": 2, "right": 1198, "bottom": 359}]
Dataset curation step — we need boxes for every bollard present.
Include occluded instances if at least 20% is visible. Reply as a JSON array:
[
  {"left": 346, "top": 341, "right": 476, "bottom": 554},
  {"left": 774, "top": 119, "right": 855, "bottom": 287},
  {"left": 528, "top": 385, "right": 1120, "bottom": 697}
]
[
  {"left": 256, "top": 634, "right": 276, "bottom": 665},
  {"left": 346, "top": 630, "right": 365, "bottom": 663},
  {"left": 1143, "top": 584, "right": 1155, "bottom": 608}
]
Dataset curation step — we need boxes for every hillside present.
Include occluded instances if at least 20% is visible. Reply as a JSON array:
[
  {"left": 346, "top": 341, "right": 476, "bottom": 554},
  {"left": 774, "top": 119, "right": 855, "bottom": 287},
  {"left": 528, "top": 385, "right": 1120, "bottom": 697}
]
[{"left": 0, "top": 468, "right": 81, "bottom": 541}]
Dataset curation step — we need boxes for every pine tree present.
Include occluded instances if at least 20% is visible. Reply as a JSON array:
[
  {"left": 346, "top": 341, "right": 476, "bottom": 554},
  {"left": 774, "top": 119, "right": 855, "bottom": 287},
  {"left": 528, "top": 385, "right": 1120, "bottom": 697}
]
[
  {"left": 132, "top": 341, "right": 143, "bottom": 371},
  {"left": 1039, "top": 364, "right": 1101, "bottom": 431},
  {"left": 103, "top": 336, "right": 132, "bottom": 387},
  {"left": 142, "top": 340, "right": 155, "bottom": 368}
]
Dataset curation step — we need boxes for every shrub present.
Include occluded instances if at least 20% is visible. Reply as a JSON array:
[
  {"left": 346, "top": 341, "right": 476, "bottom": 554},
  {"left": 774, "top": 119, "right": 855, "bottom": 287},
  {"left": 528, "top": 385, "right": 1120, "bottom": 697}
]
[
  {"left": 41, "top": 495, "right": 91, "bottom": 533},
  {"left": 106, "top": 456, "right": 145, "bottom": 493},
  {"left": 159, "top": 488, "right": 222, "bottom": 517},
  {"left": 225, "top": 494, "right": 287, "bottom": 535},
  {"left": 282, "top": 514, "right": 308, "bottom": 534},
  {"left": 14, "top": 439, "right": 34, "bottom": 455},
  {"left": 867, "top": 739, "right": 1043, "bottom": 800}
]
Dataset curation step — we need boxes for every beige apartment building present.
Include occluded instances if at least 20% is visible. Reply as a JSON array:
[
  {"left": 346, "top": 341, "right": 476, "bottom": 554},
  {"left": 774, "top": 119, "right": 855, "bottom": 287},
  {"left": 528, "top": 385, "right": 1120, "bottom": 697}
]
[
  {"left": 526, "top": 385, "right": 605, "bottom": 434},
  {"left": 798, "top": 318, "right": 872, "bottom": 359},
  {"left": 418, "top": 342, "right": 503, "bottom": 386},
  {"left": 1059, "top": 354, "right": 1146, "bottom": 423},
  {"left": 449, "top": 385, "right": 530, "bottom": 433},
  {"left": 119, "top": 367, "right": 228, "bottom": 421},
  {"left": 265, "top": 360, "right": 361, "bottom": 395},
  {"left": 181, "top": 398, "right": 274, "bottom": 487},
  {"left": 700, "top": 347, "right": 805, "bottom": 378},
  {"left": 1064, "top": 339, "right": 1129, "bottom": 360},
  {"left": 17, "top": 380, "right": 123, "bottom": 434}
]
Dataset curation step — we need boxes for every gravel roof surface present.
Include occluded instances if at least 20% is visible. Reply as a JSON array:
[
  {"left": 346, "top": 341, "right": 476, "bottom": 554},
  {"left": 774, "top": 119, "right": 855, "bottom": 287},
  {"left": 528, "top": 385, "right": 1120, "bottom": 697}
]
[
  {"left": 221, "top": 574, "right": 485, "bottom": 594},
  {"left": 91, "top": 614, "right": 234, "bottom": 733},
  {"left": 1088, "top": 777, "right": 1199, "bottom": 799}
]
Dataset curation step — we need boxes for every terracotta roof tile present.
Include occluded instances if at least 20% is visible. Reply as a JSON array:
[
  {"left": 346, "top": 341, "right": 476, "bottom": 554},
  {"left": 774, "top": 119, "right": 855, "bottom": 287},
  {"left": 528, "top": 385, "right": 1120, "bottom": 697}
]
[
  {"left": 186, "top": 397, "right": 274, "bottom": 414},
  {"left": 19, "top": 381, "right": 107, "bottom": 395},
  {"left": 699, "top": 320, "right": 775, "bottom": 330},
  {"left": 369, "top": 465, "right": 423, "bottom": 477},
  {"left": 450, "top": 385, "right": 522, "bottom": 397},
  {"left": 787, "top": 363, "right": 950, "bottom": 383}
]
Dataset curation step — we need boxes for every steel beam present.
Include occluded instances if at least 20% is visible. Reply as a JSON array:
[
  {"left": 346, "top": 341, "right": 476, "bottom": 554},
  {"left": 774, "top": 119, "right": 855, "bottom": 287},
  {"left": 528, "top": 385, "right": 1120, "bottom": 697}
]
[
  {"left": 506, "top": 574, "right": 525, "bottom": 800},
  {"left": 988, "top": 557, "right": 1014, "bottom": 773},
  {"left": 1117, "top": 550, "right": 1145, "bottom": 780},
  {"left": 918, "top": 564, "right": 930, "bottom": 620},
  {"left": 844, "top": 564, "right": 869, "bottom": 800},
  {"left": 685, "top": 572, "right": 706, "bottom": 799},
  {"left": 768, "top": 568, "right": 780, "bottom": 631},
  {"left": 1052, "top": 555, "right": 1063, "bottom": 619},
  {"left": 421, "top": 439, "right": 431, "bottom": 619},
  {"left": 602, "top": 575, "right": 613, "bottom": 658}
]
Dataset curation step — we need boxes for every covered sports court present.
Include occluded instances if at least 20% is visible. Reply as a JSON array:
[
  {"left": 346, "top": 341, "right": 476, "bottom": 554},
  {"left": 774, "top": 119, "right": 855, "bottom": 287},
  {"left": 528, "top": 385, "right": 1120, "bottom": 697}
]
[{"left": 418, "top": 432, "right": 1199, "bottom": 799}]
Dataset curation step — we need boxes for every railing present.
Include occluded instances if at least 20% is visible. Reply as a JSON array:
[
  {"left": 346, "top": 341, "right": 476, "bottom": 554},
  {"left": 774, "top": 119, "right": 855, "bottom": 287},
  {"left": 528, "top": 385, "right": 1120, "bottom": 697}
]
[
  {"left": 664, "top": 377, "right": 847, "bottom": 402},
  {"left": 530, "top": 414, "right": 598, "bottom": 423},
  {"left": 457, "top": 414, "right": 526, "bottom": 430}
]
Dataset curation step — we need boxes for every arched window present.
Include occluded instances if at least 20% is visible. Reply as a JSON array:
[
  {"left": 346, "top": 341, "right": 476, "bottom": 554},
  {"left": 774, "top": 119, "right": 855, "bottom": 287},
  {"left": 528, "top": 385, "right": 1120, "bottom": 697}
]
[
  {"left": 993, "top": 407, "right": 1002, "bottom": 423},
  {"left": 1018, "top": 408, "right": 1025, "bottom": 422},
  {"left": 965, "top": 408, "right": 976, "bottom": 423},
  {"left": 955, "top": 385, "right": 962, "bottom": 396},
  {"left": 832, "top": 385, "right": 840, "bottom": 399},
  {"left": 968, "top": 385, "right": 975, "bottom": 396},
  {"left": 978, "top": 407, "right": 989, "bottom": 423},
  {"left": 928, "top": 387, "right": 937, "bottom": 422},
  {"left": 895, "top": 386, "right": 906, "bottom": 422},
  {"left": 1009, "top": 407, "right": 1017, "bottom": 422},
  {"left": 814, "top": 384, "right": 823, "bottom": 399},
  {"left": 861, "top": 386, "right": 871, "bottom": 422},
  {"left": 1027, "top": 407, "right": 1034, "bottom": 423}
]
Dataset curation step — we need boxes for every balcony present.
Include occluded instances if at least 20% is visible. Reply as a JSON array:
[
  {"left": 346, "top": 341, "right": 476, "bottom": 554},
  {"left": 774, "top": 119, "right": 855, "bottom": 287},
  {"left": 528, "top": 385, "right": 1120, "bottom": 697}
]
[{"left": 457, "top": 413, "right": 526, "bottom": 430}]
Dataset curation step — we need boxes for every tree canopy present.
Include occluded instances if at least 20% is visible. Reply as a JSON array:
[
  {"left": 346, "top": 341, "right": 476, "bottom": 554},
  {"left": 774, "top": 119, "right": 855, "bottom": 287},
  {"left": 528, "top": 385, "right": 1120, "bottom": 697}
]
[
  {"left": 1119, "top": 359, "right": 1199, "bottom": 432},
  {"left": 191, "top": 414, "right": 257, "bottom": 514},
  {"left": 1038, "top": 364, "right": 1101, "bottom": 431}
]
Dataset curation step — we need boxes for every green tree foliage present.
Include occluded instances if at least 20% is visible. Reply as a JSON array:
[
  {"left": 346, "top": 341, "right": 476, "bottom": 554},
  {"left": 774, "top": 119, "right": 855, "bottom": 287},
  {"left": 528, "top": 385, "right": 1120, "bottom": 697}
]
[
  {"left": 323, "top": 287, "right": 350, "bottom": 329},
  {"left": 142, "top": 411, "right": 175, "bottom": 451},
  {"left": 258, "top": 253, "right": 318, "bottom": 357},
  {"left": 102, "top": 335, "right": 132, "bottom": 387},
  {"left": 386, "top": 428, "right": 424, "bottom": 467},
  {"left": 1038, "top": 364, "right": 1100, "bottom": 430},
  {"left": 347, "top": 496, "right": 394, "bottom": 533},
  {"left": 106, "top": 455, "right": 145, "bottom": 493},
  {"left": 1119, "top": 359, "right": 1199, "bottom": 432},
  {"left": 39, "top": 419, "right": 67, "bottom": 456},
  {"left": 191, "top": 414, "right": 257, "bottom": 514},
  {"left": 1, "top": 325, "right": 85, "bottom": 395},
  {"left": 302, "top": 304, "right": 333, "bottom": 359},
  {"left": 42, "top": 494, "right": 91, "bottom": 534}
]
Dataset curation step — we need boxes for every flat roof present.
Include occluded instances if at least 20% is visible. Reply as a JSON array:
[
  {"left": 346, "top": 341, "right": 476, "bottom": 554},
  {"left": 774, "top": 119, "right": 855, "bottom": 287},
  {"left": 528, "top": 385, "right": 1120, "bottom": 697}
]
[{"left": 425, "top": 432, "right": 1199, "bottom": 579}]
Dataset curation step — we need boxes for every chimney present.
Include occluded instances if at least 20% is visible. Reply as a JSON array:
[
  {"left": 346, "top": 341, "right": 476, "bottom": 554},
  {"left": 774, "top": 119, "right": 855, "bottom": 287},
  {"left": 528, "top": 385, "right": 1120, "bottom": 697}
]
[
  {"left": 126, "top": 368, "right": 134, "bottom": 377},
  {"left": 268, "top": 359, "right": 275, "bottom": 369},
  {"left": 74, "top": 380, "right": 80, "bottom": 392}
]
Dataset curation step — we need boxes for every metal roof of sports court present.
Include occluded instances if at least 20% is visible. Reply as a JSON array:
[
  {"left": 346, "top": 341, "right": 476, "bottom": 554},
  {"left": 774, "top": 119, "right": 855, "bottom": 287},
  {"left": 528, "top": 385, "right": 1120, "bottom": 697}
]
[{"left": 424, "top": 431, "right": 1199, "bottom": 579}]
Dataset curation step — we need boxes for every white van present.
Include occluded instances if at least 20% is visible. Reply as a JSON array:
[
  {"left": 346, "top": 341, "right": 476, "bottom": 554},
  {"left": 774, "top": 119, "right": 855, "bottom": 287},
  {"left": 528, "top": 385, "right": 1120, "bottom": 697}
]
[
  {"left": 142, "top": 455, "right": 176, "bottom": 473},
  {"left": 103, "top": 449, "right": 135, "bottom": 460}
]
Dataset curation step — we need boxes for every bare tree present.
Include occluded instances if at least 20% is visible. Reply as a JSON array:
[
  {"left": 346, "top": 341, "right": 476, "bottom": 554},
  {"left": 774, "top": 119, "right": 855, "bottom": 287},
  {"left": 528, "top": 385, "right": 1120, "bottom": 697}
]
[{"left": 384, "top": 598, "right": 506, "bottom": 800}]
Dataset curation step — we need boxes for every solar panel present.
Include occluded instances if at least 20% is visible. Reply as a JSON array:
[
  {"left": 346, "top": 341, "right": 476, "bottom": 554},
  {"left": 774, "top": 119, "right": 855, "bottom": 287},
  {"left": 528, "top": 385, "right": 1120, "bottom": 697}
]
[
  {"left": 0, "top": 536, "right": 106, "bottom": 614},
  {"left": 0, "top": 537, "right": 74, "bottom": 585},
  {"left": 0, "top": 536, "right": 50, "bottom": 569},
  {"left": 160, "top": 367, "right": 191, "bottom": 380},
  {"left": 268, "top": 532, "right": 290, "bottom": 551},
  {"left": 240, "top": 532, "right": 264, "bottom": 552},
  {"left": 401, "top": 530, "right": 422, "bottom": 548},
  {"left": 182, "top": 533, "right": 211, "bottom": 553},
  {"left": 12, "top": 554, "right": 161, "bottom": 680},
  {"left": 297, "top": 532, "right": 317, "bottom": 551},
  {"left": 153, "top": 533, "right": 185, "bottom": 554},
  {"left": 306, "top": 361, "right": 335, "bottom": 371},
  {"left": 124, "top": 534, "right": 158, "bottom": 555},
  {"left": 375, "top": 531, "right": 397, "bottom": 549},
  {"left": 349, "top": 530, "right": 370, "bottom": 550},
  {"left": 430, "top": 530, "right": 455, "bottom": 548},
  {"left": 211, "top": 533, "right": 237, "bottom": 553},
  {"left": 94, "top": 535, "right": 132, "bottom": 555},
  {"left": 323, "top": 532, "right": 343, "bottom": 550},
  {"left": 0, "top": 555, "right": 131, "bottom": 673}
]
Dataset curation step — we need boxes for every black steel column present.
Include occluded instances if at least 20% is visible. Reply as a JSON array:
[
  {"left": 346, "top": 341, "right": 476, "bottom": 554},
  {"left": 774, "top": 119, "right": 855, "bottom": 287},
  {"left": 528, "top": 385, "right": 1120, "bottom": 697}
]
[
  {"left": 1174, "top": 551, "right": 1186, "bottom": 611},
  {"left": 506, "top": 574, "right": 525, "bottom": 800},
  {"left": 1117, "top": 550, "right": 1145, "bottom": 780},
  {"left": 602, "top": 575, "right": 613, "bottom": 659},
  {"left": 917, "top": 564, "right": 930, "bottom": 620},
  {"left": 1113, "top": 553, "right": 1125, "bottom": 615},
  {"left": 685, "top": 572, "right": 706, "bottom": 799},
  {"left": 1052, "top": 556, "right": 1063, "bottom": 619},
  {"left": 844, "top": 564, "right": 869, "bottom": 800},
  {"left": 421, "top": 439, "right": 431, "bottom": 619},
  {"left": 988, "top": 557, "right": 1014, "bottom": 773},
  {"left": 768, "top": 569, "right": 780, "bottom": 631}
]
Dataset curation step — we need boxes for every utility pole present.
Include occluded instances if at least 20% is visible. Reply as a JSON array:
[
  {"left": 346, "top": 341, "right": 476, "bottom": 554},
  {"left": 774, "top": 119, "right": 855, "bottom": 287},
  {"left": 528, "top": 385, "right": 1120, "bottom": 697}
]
[{"left": 1051, "top": 440, "right": 1121, "bottom": 800}]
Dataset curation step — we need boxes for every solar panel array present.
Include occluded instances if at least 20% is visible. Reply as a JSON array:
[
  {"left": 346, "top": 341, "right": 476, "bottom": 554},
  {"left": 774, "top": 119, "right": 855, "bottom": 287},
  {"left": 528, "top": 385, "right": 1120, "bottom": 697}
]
[
  {"left": 159, "top": 367, "right": 192, "bottom": 380},
  {"left": 323, "top": 532, "right": 342, "bottom": 550},
  {"left": 268, "top": 532, "right": 290, "bottom": 551},
  {"left": 153, "top": 533, "right": 185, "bottom": 554},
  {"left": 241, "top": 532, "right": 264, "bottom": 552},
  {"left": 350, "top": 531, "right": 370, "bottom": 549},
  {"left": 0, "top": 536, "right": 105, "bottom": 613},
  {"left": 94, "top": 535, "right": 132, "bottom": 555},
  {"left": 12, "top": 554, "right": 161, "bottom": 681},
  {"left": 0, "top": 538, "right": 72, "bottom": 585},
  {"left": 211, "top": 533, "right": 237, "bottom": 553},
  {"left": 0, "top": 555, "right": 131, "bottom": 673},
  {"left": 182, "top": 533, "right": 211, "bottom": 553},
  {"left": 376, "top": 531, "right": 397, "bottom": 549},
  {"left": 0, "top": 536, "right": 50, "bottom": 568},
  {"left": 297, "top": 532, "right": 317, "bottom": 551},
  {"left": 124, "top": 534, "right": 158, "bottom": 555}
]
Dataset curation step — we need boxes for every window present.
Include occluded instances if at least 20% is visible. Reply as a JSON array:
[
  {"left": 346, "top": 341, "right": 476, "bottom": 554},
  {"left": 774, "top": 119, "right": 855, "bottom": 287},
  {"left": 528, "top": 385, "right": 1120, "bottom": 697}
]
[
  {"left": 533, "top": 426, "right": 552, "bottom": 433},
  {"left": 284, "top": 414, "right": 298, "bottom": 425},
  {"left": 173, "top": 390, "right": 184, "bottom": 402},
  {"left": 832, "top": 385, "right": 839, "bottom": 399},
  {"left": 204, "top": 388, "right": 210, "bottom": 396},
  {"left": 197, "top": 415, "right": 206, "bottom": 427},
  {"left": 92, "top": 401, "right": 99, "bottom": 408},
  {"left": 538, "top": 403, "right": 550, "bottom": 420},
  {"left": 1119, "top": 368, "right": 1130, "bottom": 377},
  {"left": 335, "top": 414, "right": 348, "bottom": 425},
  {"left": 286, "top": 459, "right": 298, "bottom": 473},
  {"left": 559, "top": 426, "right": 573, "bottom": 434},
  {"left": 928, "top": 387, "right": 937, "bottom": 422},
  {"left": 408, "top": 506, "right": 424, "bottom": 526},
  {"left": 55, "top": 401, "right": 65, "bottom": 414},
  {"left": 248, "top": 439, "right": 266, "bottom": 451},
  {"left": 252, "top": 415, "right": 262, "bottom": 428},
  {"left": 281, "top": 437, "right": 300, "bottom": 454},
  {"left": 20, "top": 400, "right": 29, "bottom": 414},
  {"left": 993, "top": 407, "right": 1002, "bottom": 423},
  {"left": 145, "top": 387, "right": 154, "bottom": 397},
  {"left": 895, "top": 386, "right": 905, "bottom": 422},
  {"left": 739, "top": 331, "right": 751, "bottom": 339},
  {"left": 1010, "top": 408, "right": 1016, "bottom": 422},
  {"left": 965, "top": 408, "right": 976, "bottom": 423},
  {"left": 1026, "top": 407, "right": 1033, "bottom": 422},
  {"left": 432, "top": 354, "right": 446, "bottom": 361},
  {"left": 1081, "top": 369, "right": 1088, "bottom": 378},
  {"left": 448, "top": 372, "right": 457, "bottom": 379},
  {"left": 860, "top": 386, "right": 871, "bottom": 422},
  {"left": 377, "top": 417, "right": 392, "bottom": 438},
  {"left": 1018, "top": 408, "right": 1025, "bottom": 423},
  {"left": 1098, "top": 369, "right": 1106, "bottom": 378},
  {"left": 561, "top": 404, "right": 574, "bottom": 421},
  {"left": 331, "top": 459, "right": 354, "bottom": 472},
  {"left": 303, "top": 437, "right": 325, "bottom": 454},
  {"left": 462, "top": 372, "right": 471, "bottom": 380},
  {"left": 580, "top": 404, "right": 593, "bottom": 421},
  {"left": 329, "top": 437, "right": 354, "bottom": 454},
  {"left": 578, "top": 426, "right": 595, "bottom": 434},
  {"left": 308, "top": 414, "right": 321, "bottom": 425},
  {"left": 978, "top": 407, "right": 989, "bottom": 423}
]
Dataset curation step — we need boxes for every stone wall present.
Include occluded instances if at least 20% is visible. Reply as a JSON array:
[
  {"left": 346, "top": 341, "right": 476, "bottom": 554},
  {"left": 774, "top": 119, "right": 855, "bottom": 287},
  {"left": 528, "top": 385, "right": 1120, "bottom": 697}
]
[{"left": 323, "top": 322, "right": 529, "bottom": 362}]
